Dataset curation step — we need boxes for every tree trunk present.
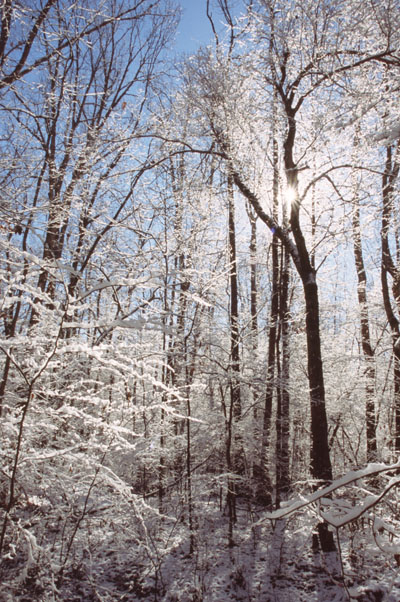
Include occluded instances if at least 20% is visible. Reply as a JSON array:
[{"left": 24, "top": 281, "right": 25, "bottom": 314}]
[
  {"left": 285, "top": 110, "right": 333, "bottom": 487},
  {"left": 303, "top": 276, "right": 332, "bottom": 483},
  {"left": 276, "top": 242, "right": 291, "bottom": 507},
  {"left": 227, "top": 173, "right": 245, "bottom": 507},
  {"left": 284, "top": 110, "right": 334, "bottom": 552},
  {"left": 228, "top": 174, "right": 242, "bottom": 422},
  {"left": 257, "top": 233, "right": 278, "bottom": 507},
  {"left": 381, "top": 143, "right": 400, "bottom": 455},
  {"left": 352, "top": 196, "right": 377, "bottom": 461},
  {"left": 352, "top": 129, "right": 377, "bottom": 461},
  {"left": 216, "top": 96, "right": 334, "bottom": 550},
  {"left": 259, "top": 115, "right": 280, "bottom": 506},
  {"left": 394, "top": 345, "right": 400, "bottom": 454}
]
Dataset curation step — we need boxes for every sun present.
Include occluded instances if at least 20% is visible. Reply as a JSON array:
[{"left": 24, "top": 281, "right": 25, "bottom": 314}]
[{"left": 285, "top": 185, "right": 297, "bottom": 208}]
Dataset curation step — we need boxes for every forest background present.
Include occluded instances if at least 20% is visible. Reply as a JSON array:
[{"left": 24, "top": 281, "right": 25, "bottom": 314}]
[{"left": 0, "top": 1, "right": 400, "bottom": 600}]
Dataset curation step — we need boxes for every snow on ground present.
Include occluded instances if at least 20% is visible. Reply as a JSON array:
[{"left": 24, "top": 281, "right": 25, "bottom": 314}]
[{"left": 1, "top": 486, "right": 399, "bottom": 601}]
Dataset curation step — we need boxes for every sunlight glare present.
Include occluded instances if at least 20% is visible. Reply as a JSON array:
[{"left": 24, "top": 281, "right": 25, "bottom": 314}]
[{"left": 285, "top": 185, "right": 297, "bottom": 208}]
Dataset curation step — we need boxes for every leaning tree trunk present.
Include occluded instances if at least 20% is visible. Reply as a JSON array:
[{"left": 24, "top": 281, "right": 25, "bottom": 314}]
[
  {"left": 284, "top": 110, "right": 333, "bottom": 487},
  {"left": 282, "top": 106, "right": 335, "bottom": 553},
  {"left": 216, "top": 102, "right": 335, "bottom": 549}
]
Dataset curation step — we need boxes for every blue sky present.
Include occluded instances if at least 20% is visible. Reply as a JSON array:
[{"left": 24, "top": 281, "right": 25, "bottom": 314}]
[{"left": 174, "top": 0, "right": 217, "bottom": 54}]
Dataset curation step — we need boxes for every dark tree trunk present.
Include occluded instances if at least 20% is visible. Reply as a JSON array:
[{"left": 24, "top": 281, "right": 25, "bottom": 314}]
[
  {"left": 284, "top": 110, "right": 334, "bottom": 553},
  {"left": 381, "top": 144, "right": 400, "bottom": 454},
  {"left": 276, "top": 242, "right": 291, "bottom": 507},
  {"left": 216, "top": 99, "right": 334, "bottom": 550},
  {"left": 258, "top": 123, "right": 280, "bottom": 507},
  {"left": 227, "top": 174, "right": 245, "bottom": 490},
  {"left": 285, "top": 110, "right": 333, "bottom": 487},
  {"left": 303, "top": 276, "right": 332, "bottom": 483},
  {"left": 228, "top": 177, "right": 242, "bottom": 421}
]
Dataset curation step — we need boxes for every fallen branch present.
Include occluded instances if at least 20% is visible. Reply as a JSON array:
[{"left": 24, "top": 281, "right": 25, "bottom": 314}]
[{"left": 255, "top": 460, "right": 400, "bottom": 525}]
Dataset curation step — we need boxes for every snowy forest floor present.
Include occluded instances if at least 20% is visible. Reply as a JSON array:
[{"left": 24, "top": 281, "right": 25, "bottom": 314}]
[{"left": 1, "top": 488, "right": 399, "bottom": 602}]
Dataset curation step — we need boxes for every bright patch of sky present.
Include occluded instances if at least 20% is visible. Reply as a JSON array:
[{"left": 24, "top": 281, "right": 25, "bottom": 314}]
[
  {"left": 175, "top": 0, "right": 214, "bottom": 54},
  {"left": 174, "top": 1, "right": 243, "bottom": 55}
]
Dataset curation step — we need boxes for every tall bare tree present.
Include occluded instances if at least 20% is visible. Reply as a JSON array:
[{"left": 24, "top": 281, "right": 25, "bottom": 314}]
[{"left": 183, "top": 0, "right": 398, "bottom": 550}]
